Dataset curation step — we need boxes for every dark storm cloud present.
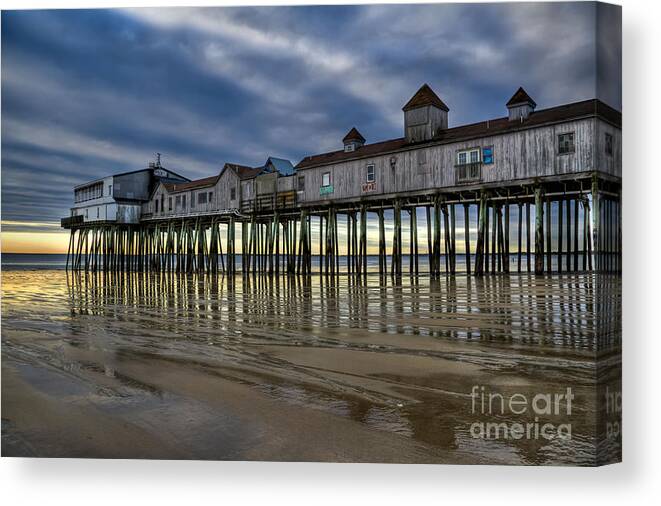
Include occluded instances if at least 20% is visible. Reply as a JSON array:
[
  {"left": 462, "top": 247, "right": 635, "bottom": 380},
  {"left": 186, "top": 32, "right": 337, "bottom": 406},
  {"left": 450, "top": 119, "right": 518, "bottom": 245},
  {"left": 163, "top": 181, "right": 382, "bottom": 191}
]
[{"left": 1, "top": 2, "right": 621, "bottom": 229}]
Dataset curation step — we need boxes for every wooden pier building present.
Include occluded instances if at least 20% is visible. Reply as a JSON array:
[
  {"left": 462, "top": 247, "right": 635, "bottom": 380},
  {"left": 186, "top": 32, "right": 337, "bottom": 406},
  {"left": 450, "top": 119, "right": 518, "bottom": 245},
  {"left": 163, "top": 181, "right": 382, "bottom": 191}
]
[{"left": 62, "top": 84, "right": 621, "bottom": 277}]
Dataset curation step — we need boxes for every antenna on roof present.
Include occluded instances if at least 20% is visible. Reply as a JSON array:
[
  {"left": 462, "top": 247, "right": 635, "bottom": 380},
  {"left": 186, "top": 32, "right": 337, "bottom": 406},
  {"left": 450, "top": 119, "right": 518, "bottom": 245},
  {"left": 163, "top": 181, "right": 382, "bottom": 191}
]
[{"left": 156, "top": 152, "right": 162, "bottom": 167}]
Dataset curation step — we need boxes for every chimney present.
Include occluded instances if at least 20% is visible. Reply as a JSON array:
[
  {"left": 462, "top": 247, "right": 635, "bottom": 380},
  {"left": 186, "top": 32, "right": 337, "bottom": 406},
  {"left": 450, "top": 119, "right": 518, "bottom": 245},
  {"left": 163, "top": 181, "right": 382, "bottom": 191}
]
[
  {"left": 403, "top": 83, "right": 449, "bottom": 143},
  {"left": 342, "top": 127, "right": 366, "bottom": 152},
  {"left": 506, "top": 87, "right": 536, "bottom": 121}
]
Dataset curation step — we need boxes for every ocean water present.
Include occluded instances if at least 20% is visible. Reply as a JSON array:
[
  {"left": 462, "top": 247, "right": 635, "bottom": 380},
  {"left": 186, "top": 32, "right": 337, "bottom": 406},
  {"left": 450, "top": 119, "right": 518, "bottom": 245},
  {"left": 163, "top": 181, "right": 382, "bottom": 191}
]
[
  {"left": 1, "top": 264, "right": 621, "bottom": 464},
  {"left": 1, "top": 252, "right": 598, "bottom": 273},
  {"left": 2, "top": 253, "right": 68, "bottom": 270}
]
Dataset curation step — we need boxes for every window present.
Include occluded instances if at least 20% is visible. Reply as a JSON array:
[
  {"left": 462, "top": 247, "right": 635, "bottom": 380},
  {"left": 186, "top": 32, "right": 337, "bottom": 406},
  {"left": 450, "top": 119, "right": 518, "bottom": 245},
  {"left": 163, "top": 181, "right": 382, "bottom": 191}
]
[
  {"left": 175, "top": 196, "right": 181, "bottom": 209},
  {"left": 605, "top": 133, "right": 613, "bottom": 156},
  {"left": 230, "top": 187, "right": 236, "bottom": 200},
  {"left": 297, "top": 176, "right": 305, "bottom": 191},
  {"left": 198, "top": 192, "right": 207, "bottom": 205},
  {"left": 457, "top": 148, "right": 480, "bottom": 165},
  {"left": 96, "top": 208, "right": 99, "bottom": 218},
  {"left": 85, "top": 209, "right": 88, "bottom": 219},
  {"left": 482, "top": 146, "right": 494, "bottom": 164},
  {"left": 168, "top": 197, "right": 172, "bottom": 211},
  {"left": 558, "top": 132, "right": 575, "bottom": 155},
  {"left": 161, "top": 195, "right": 164, "bottom": 212},
  {"left": 182, "top": 195, "right": 186, "bottom": 208},
  {"left": 155, "top": 200, "right": 159, "bottom": 213},
  {"left": 322, "top": 172, "right": 331, "bottom": 187},
  {"left": 366, "top": 164, "right": 375, "bottom": 182},
  {"left": 108, "top": 184, "right": 112, "bottom": 196},
  {"left": 208, "top": 192, "right": 213, "bottom": 203},
  {"left": 417, "top": 150, "right": 427, "bottom": 166}
]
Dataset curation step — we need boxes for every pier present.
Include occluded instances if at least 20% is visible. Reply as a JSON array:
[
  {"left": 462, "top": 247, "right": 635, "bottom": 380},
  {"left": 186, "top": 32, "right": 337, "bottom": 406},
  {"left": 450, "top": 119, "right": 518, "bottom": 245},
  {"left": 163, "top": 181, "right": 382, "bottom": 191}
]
[{"left": 62, "top": 85, "right": 621, "bottom": 278}]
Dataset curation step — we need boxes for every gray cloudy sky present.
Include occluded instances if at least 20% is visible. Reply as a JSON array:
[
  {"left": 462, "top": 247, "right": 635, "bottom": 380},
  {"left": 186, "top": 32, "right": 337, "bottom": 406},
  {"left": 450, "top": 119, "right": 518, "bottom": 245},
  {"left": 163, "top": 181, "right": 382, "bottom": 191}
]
[{"left": 1, "top": 2, "right": 621, "bottom": 233}]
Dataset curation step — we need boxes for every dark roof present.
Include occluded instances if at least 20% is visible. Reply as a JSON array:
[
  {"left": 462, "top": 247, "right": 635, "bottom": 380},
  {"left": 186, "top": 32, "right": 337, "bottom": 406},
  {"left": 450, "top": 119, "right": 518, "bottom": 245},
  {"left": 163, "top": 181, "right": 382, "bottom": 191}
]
[
  {"left": 223, "top": 163, "right": 264, "bottom": 180},
  {"left": 164, "top": 174, "right": 219, "bottom": 193},
  {"left": 402, "top": 84, "right": 449, "bottom": 112},
  {"left": 343, "top": 127, "right": 366, "bottom": 143},
  {"left": 74, "top": 165, "right": 190, "bottom": 190},
  {"left": 296, "top": 99, "right": 621, "bottom": 170},
  {"left": 506, "top": 87, "right": 537, "bottom": 108}
]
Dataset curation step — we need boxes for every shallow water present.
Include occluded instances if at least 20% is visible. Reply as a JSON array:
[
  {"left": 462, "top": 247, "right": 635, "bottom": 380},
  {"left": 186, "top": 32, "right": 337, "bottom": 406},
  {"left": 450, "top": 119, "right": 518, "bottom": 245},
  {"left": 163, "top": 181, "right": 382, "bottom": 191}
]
[{"left": 1, "top": 269, "right": 621, "bottom": 465}]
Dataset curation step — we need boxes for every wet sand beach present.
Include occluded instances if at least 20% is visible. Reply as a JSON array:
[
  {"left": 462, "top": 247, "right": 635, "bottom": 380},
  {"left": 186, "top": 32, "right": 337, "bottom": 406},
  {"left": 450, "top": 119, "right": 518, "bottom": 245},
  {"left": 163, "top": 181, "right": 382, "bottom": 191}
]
[{"left": 1, "top": 269, "right": 621, "bottom": 465}]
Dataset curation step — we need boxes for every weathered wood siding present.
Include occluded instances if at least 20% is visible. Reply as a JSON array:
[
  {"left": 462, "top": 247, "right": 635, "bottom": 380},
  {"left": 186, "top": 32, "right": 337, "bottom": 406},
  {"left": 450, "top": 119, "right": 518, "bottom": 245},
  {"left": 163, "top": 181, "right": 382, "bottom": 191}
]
[
  {"left": 277, "top": 174, "right": 295, "bottom": 192},
  {"left": 595, "top": 118, "right": 622, "bottom": 178},
  {"left": 405, "top": 105, "right": 447, "bottom": 142},
  {"left": 213, "top": 168, "right": 240, "bottom": 210},
  {"left": 297, "top": 117, "right": 609, "bottom": 204},
  {"left": 241, "top": 179, "right": 255, "bottom": 202}
]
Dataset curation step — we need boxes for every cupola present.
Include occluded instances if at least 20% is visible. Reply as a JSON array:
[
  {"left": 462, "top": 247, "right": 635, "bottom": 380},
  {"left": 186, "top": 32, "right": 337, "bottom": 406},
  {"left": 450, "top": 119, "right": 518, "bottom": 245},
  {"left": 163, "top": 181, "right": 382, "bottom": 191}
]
[
  {"left": 343, "top": 127, "right": 366, "bottom": 152},
  {"left": 506, "top": 87, "right": 536, "bottom": 121},
  {"left": 403, "top": 83, "right": 449, "bottom": 143}
]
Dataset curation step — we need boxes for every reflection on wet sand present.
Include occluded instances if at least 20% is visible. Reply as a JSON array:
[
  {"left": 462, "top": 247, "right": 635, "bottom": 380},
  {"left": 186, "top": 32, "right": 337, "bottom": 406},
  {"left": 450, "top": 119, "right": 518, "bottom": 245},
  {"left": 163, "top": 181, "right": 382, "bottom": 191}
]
[{"left": 2, "top": 270, "right": 621, "bottom": 465}]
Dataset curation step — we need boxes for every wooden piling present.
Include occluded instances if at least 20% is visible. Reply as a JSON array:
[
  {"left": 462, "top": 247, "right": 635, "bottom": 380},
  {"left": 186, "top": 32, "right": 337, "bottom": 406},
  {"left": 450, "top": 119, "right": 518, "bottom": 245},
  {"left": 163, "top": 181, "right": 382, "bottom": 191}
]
[
  {"left": 464, "top": 203, "right": 471, "bottom": 275},
  {"left": 534, "top": 186, "right": 544, "bottom": 275}
]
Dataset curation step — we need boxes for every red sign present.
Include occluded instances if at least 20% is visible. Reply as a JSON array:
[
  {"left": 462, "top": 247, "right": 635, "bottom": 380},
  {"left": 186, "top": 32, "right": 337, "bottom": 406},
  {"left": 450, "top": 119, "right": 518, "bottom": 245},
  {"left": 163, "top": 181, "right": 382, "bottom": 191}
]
[{"left": 362, "top": 181, "right": 376, "bottom": 193}]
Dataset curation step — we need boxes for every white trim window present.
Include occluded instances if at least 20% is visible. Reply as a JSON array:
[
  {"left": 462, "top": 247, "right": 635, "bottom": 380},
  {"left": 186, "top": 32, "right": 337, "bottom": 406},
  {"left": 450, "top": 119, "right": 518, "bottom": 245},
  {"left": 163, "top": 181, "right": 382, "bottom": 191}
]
[
  {"left": 457, "top": 148, "right": 481, "bottom": 165},
  {"left": 322, "top": 172, "right": 331, "bottom": 187},
  {"left": 366, "top": 164, "right": 375, "bottom": 182}
]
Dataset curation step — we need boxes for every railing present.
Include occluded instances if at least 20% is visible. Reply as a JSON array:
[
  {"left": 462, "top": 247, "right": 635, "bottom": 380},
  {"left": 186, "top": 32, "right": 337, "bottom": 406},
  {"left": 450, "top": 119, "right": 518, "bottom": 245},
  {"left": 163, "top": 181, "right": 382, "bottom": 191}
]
[
  {"left": 455, "top": 162, "right": 482, "bottom": 184},
  {"left": 241, "top": 191, "right": 297, "bottom": 213},
  {"left": 61, "top": 215, "right": 84, "bottom": 228}
]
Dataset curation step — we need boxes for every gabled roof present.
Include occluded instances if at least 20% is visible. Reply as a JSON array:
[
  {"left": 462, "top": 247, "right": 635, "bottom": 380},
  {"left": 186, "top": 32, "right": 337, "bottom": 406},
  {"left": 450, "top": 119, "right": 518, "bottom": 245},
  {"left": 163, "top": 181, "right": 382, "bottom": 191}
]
[
  {"left": 506, "top": 87, "right": 537, "bottom": 108},
  {"left": 403, "top": 83, "right": 449, "bottom": 112},
  {"left": 343, "top": 127, "right": 366, "bottom": 144},
  {"left": 296, "top": 99, "right": 621, "bottom": 170},
  {"left": 223, "top": 162, "right": 264, "bottom": 180},
  {"left": 163, "top": 174, "right": 219, "bottom": 193},
  {"left": 264, "top": 157, "right": 296, "bottom": 176}
]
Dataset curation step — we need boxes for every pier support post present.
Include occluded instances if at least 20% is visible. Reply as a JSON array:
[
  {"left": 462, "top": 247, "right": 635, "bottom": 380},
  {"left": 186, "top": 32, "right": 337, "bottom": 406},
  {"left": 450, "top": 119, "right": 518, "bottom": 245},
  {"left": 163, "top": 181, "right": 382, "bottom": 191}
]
[
  {"left": 558, "top": 197, "right": 564, "bottom": 273},
  {"left": 574, "top": 195, "right": 580, "bottom": 271},
  {"left": 504, "top": 202, "right": 510, "bottom": 273},
  {"left": 566, "top": 198, "right": 572, "bottom": 271},
  {"left": 378, "top": 209, "right": 385, "bottom": 276},
  {"left": 464, "top": 203, "right": 471, "bottom": 275},
  {"left": 592, "top": 175, "right": 601, "bottom": 271},
  {"left": 526, "top": 201, "right": 531, "bottom": 272},
  {"left": 411, "top": 206, "right": 419, "bottom": 276},
  {"left": 426, "top": 206, "right": 433, "bottom": 275},
  {"left": 491, "top": 204, "right": 498, "bottom": 273},
  {"left": 392, "top": 200, "right": 402, "bottom": 277},
  {"left": 360, "top": 205, "right": 367, "bottom": 277},
  {"left": 517, "top": 202, "right": 522, "bottom": 272},
  {"left": 475, "top": 191, "right": 487, "bottom": 276},
  {"left": 534, "top": 186, "right": 544, "bottom": 275},
  {"left": 433, "top": 197, "right": 441, "bottom": 277},
  {"left": 546, "top": 198, "right": 552, "bottom": 273}
]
